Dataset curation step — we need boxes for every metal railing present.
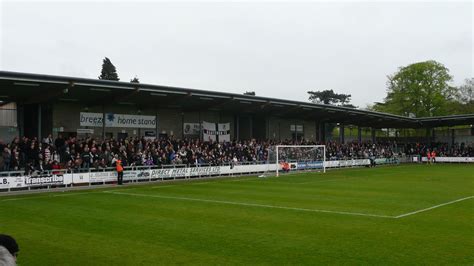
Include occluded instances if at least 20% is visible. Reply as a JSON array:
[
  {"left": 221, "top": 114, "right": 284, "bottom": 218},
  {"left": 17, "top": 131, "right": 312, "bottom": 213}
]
[
  {"left": 1, "top": 154, "right": 470, "bottom": 179},
  {"left": 0, "top": 155, "right": 405, "bottom": 178}
]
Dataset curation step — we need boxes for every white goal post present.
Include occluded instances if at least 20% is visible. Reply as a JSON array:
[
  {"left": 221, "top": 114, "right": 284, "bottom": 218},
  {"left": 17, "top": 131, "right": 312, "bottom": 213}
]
[{"left": 275, "top": 145, "right": 326, "bottom": 177}]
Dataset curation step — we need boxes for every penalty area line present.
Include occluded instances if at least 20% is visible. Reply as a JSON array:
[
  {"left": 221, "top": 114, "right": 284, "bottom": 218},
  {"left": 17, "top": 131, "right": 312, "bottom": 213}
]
[
  {"left": 394, "top": 195, "right": 474, "bottom": 219},
  {"left": 103, "top": 191, "right": 395, "bottom": 219}
]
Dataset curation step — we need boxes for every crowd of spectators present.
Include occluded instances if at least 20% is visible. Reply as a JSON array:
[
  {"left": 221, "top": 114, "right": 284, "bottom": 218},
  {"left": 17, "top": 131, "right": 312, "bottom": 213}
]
[
  {"left": 0, "top": 134, "right": 472, "bottom": 172},
  {"left": 404, "top": 142, "right": 474, "bottom": 157}
]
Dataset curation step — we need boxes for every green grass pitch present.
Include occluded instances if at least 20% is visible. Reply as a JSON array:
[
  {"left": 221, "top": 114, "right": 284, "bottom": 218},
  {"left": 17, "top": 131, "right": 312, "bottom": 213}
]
[{"left": 1, "top": 164, "right": 473, "bottom": 265}]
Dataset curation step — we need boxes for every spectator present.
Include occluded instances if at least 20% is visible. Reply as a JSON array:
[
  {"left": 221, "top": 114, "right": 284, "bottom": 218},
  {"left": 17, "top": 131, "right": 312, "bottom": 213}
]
[
  {"left": 0, "top": 234, "right": 19, "bottom": 264},
  {"left": 0, "top": 135, "right": 472, "bottom": 172},
  {"left": 42, "top": 134, "right": 53, "bottom": 146},
  {"left": 54, "top": 134, "right": 65, "bottom": 150},
  {"left": 0, "top": 246, "right": 16, "bottom": 266}
]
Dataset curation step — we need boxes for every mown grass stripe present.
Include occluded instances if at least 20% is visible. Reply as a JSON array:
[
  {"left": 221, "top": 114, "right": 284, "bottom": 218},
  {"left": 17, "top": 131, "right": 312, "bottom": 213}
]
[{"left": 104, "top": 190, "right": 396, "bottom": 219}]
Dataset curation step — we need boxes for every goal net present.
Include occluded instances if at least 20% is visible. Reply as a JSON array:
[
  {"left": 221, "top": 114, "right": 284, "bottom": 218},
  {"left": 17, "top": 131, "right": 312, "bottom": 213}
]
[{"left": 275, "top": 145, "right": 326, "bottom": 176}]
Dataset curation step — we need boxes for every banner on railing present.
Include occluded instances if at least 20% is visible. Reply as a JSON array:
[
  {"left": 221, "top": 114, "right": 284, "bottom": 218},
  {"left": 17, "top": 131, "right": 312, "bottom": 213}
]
[
  {"left": 1, "top": 173, "right": 74, "bottom": 189},
  {"left": 73, "top": 172, "right": 90, "bottom": 184},
  {"left": 296, "top": 162, "right": 324, "bottom": 170},
  {"left": 24, "top": 175, "right": 66, "bottom": 186},
  {"left": 7, "top": 157, "right": 472, "bottom": 191},
  {"left": 89, "top": 172, "right": 116, "bottom": 183},
  {"left": 421, "top": 157, "right": 474, "bottom": 163}
]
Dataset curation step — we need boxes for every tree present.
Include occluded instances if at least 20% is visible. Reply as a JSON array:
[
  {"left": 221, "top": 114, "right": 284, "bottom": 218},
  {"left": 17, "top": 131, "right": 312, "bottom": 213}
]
[
  {"left": 446, "top": 78, "right": 474, "bottom": 114},
  {"left": 243, "top": 91, "right": 255, "bottom": 96},
  {"left": 307, "top": 89, "right": 356, "bottom": 140},
  {"left": 98, "top": 57, "right": 120, "bottom": 81},
  {"left": 130, "top": 76, "right": 140, "bottom": 83},
  {"left": 374, "top": 60, "right": 455, "bottom": 117},
  {"left": 307, "top": 89, "right": 352, "bottom": 105},
  {"left": 456, "top": 78, "right": 473, "bottom": 104}
]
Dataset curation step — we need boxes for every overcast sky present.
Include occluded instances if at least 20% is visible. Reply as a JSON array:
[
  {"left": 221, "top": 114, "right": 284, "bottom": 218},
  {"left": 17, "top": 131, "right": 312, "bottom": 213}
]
[{"left": 1, "top": 1, "right": 472, "bottom": 107}]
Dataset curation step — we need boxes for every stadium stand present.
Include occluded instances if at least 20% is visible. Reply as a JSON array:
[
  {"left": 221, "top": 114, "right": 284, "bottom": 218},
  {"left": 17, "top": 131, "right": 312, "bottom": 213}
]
[{"left": 0, "top": 135, "right": 472, "bottom": 172}]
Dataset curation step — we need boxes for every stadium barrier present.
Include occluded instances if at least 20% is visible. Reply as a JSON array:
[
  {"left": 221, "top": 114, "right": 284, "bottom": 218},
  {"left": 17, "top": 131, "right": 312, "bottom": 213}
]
[
  {"left": 419, "top": 157, "right": 474, "bottom": 163},
  {"left": 1, "top": 156, "right": 471, "bottom": 192},
  {"left": 0, "top": 163, "right": 276, "bottom": 192}
]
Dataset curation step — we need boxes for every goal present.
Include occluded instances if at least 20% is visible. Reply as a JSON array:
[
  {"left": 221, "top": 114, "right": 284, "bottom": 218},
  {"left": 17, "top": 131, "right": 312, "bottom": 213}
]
[{"left": 275, "top": 145, "right": 326, "bottom": 177}]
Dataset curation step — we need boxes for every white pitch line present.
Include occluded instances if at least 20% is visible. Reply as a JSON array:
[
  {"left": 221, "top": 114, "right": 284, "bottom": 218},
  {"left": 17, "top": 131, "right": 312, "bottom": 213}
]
[
  {"left": 188, "top": 181, "right": 213, "bottom": 185},
  {"left": 104, "top": 191, "right": 394, "bottom": 219},
  {"left": 151, "top": 185, "right": 178, "bottom": 189},
  {"left": 225, "top": 177, "right": 259, "bottom": 182},
  {"left": 150, "top": 178, "right": 258, "bottom": 189},
  {"left": 394, "top": 195, "right": 474, "bottom": 219},
  {"left": 1, "top": 191, "right": 97, "bottom": 202},
  {"left": 269, "top": 178, "right": 352, "bottom": 185},
  {"left": 151, "top": 181, "right": 213, "bottom": 189}
]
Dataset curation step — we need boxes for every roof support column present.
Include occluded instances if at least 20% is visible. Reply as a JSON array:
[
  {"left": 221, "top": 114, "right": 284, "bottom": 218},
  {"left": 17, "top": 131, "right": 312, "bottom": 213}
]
[
  {"left": 236, "top": 115, "right": 240, "bottom": 141},
  {"left": 37, "top": 104, "right": 42, "bottom": 141},
  {"left": 266, "top": 116, "right": 270, "bottom": 140},
  {"left": 395, "top": 129, "right": 399, "bottom": 144},
  {"left": 155, "top": 111, "right": 159, "bottom": 140},
  {"left": 199, "top": 111, "right": 202, "bottom": 141},
  {"left": 358, "top": 126, "right": 362, "bottom": 143},
  {"left": 318, "top": 122, "right": 326, "bottom": 143},
  {"left": 315, "top": 121, "right": 319, "bottom": 143},
  {"left": 425, "top": 128, "right": 432, "bottom": 144},
  {"left": 249, "top": 116, "right": 253, "bottom": 140},
  {"left": 451, "top": 128, "right": 455, "bottom": 147},
  {"left": 17, "top": 104, "right": 24, "bottom": 138},
  {"left": 371, "top": 128, "right": 376, "bottom": 143},
  {"left": 102, "top": 106, "right": 106, "bottom": 140},
  {"left": 339, "top": 123, "right": 345, "bottom": 144},
  {"left": 278, "top": 121, "right": 281, "bottom": 141},
  {"left": 181, "top": 112, "right": 185, "bottom": 139}
]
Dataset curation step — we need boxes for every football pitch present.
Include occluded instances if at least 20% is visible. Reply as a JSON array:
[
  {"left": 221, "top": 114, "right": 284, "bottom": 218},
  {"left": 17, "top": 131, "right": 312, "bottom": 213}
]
[{"left": 1, "top": 164, "right": 473, "bottom": 265}]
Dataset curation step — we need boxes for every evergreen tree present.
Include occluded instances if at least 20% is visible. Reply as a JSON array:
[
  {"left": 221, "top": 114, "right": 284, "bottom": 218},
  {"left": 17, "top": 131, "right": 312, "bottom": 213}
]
[
  {"left": 307, "top": 89, "right": 352, "bottom": 105},
  {"left": 98, "top": 57, "right": 120, "bottom": 81}
]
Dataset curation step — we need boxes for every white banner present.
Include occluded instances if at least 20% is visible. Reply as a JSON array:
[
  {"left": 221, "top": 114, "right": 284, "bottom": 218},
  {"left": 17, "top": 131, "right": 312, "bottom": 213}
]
[
  {"left": 321, "top": 159, "right": 371, "bottom": 168},
  {"left": 0, "top": 177, "right": 15, "bottom": 189},
  {"left": 72, "top": 172, "right": 90, "bottom": 184},
  {"left": 5, "top": 176, "right": 24, "bottom": 188},
  {"left": 122, "top": 170, "right": 151, "bottom": 181},
  {"left": 88, "top": 171, "right": 117, "bottom": 183},
  {"left": 202, "top": 121, "right": 217, "bottom": 142},
  {"left": 0, "top": 174, "right": 73, "bottom": 188},
  {"left": 421, "top": 157, "right": 474, "bottom": 163},
  {"left": 218, "top": 123, "right": 231, "bottom": 142},
  {"left": 24, "top": 175, "right": 64, "bottom": 186},
  {"left": 324, "top": 161, "right": 340, "bottom": 168},
  {"left": 183, "top": 123, "right": 201, "bottom": 135},
  {"left": 80, "top": 112, "right": 157, "bottom": 129},
  {"left": 150, "top": 166, "right": 224, "bottom": 179},
  {"left": 80, "top": 112, "right": 103, "bottom": 127}
]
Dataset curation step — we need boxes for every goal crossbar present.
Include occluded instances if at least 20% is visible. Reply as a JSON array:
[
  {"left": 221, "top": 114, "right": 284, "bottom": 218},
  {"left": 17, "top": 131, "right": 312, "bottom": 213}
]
[{"left": 275, "top": 145, "right": 326, "bottom": 176}]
